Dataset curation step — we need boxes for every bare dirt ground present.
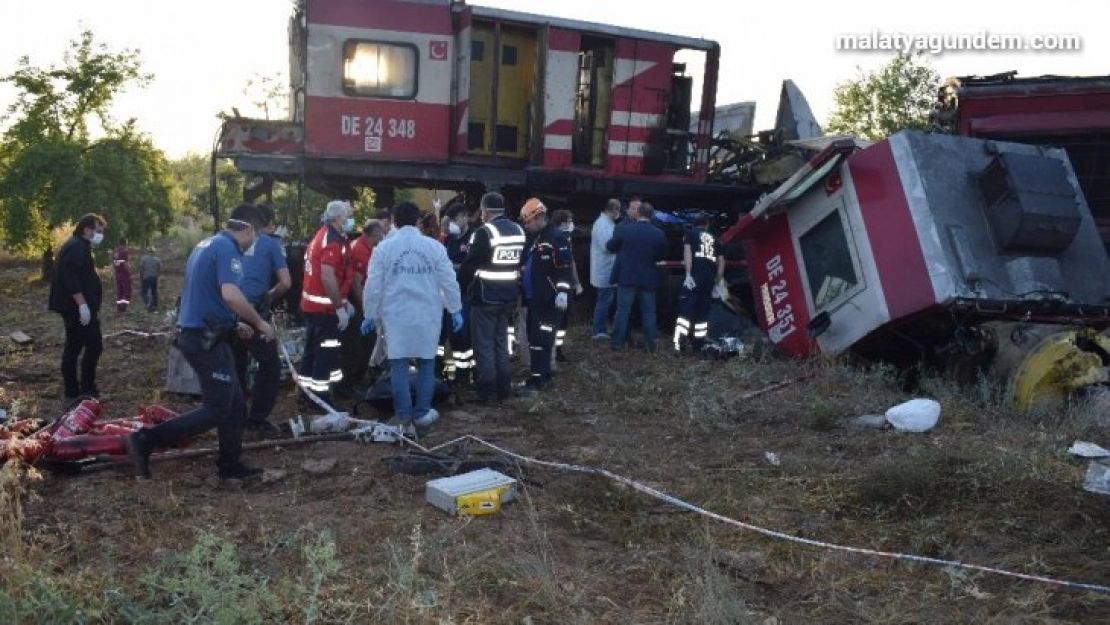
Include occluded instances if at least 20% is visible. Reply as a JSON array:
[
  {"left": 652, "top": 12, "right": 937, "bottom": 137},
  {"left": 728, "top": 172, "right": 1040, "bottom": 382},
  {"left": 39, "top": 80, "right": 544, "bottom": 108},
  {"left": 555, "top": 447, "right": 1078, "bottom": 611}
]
[{"left": 3, "top": 254, "right": 1110, "bottom": 624}]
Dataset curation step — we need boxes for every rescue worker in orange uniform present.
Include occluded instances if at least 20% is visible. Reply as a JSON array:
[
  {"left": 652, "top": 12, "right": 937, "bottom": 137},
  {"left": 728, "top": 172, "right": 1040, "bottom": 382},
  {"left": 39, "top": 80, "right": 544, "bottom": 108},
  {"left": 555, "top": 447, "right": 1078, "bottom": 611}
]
[{"left": 299, "top": 200, "right": 355, "bottom": 409}]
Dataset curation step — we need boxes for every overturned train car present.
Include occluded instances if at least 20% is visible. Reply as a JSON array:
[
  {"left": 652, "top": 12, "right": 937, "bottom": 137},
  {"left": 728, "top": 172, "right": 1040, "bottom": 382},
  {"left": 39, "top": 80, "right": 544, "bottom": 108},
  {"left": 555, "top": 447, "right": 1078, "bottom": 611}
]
[{"left": 728, "top": 130, "right": 1110, "bottom": 410}]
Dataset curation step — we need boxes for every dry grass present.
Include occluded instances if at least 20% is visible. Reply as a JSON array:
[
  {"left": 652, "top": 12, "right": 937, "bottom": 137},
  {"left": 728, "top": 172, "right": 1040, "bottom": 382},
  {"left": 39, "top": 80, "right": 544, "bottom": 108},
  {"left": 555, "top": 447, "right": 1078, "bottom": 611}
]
[{"left": 3, "top": 255, "right": 1110, "bottom": 622}]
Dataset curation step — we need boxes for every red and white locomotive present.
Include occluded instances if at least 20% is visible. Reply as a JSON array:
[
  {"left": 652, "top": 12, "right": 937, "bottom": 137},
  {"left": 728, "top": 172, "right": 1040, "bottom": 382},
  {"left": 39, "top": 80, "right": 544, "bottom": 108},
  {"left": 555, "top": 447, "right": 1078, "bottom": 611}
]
[{"left": 217, "top": 0, "right": 763, "bottom": 213}]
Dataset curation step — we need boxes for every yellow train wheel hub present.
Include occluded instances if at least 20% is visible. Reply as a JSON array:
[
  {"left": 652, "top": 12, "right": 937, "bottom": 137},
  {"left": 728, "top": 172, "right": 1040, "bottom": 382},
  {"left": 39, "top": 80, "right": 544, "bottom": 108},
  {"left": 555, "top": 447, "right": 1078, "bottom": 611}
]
[{"left": 988, "top": 323, "right": 1110, "bottom": 412}]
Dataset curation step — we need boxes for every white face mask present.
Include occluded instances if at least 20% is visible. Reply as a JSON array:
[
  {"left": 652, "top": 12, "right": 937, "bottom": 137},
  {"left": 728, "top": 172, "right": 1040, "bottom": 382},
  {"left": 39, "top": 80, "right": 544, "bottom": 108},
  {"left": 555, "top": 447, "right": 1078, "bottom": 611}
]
[
  {"left": 448, "top": 222, "right": 462, "bottom": 236},
  {"left": 561, "top": 222, "right": 575, "bottom": 233},
  {"left": 90, "top": 231, "right": 104, "bottom": 246}
]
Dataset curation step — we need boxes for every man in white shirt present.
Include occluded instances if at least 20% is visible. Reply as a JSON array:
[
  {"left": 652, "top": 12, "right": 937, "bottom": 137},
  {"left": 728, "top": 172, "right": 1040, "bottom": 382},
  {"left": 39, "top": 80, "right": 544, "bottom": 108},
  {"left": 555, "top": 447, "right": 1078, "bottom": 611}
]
[{"left": 589, "top": 199, "right": 621, "bottom": 339}]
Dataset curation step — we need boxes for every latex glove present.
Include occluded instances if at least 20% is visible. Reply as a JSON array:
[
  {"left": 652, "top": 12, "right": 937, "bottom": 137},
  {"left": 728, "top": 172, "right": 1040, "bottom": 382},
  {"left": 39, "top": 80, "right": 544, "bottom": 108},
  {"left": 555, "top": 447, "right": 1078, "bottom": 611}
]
[
  {"left": 451, "top": 311, "right": 464, "bottom": 333},
  {"left": 555, "top": 292, "right": 568, "bottom": 311},
  {"left": 360, "top": 317, "right": 375, "bottom": 336},
  {"left": 683, "top": 275, "right": 696, "bottom": 290},
  {"left": 574, "top": 283, "right": 584, "bottom": 296},
  {"left": 78, "top": 303, "right": 91, "bottom": 326},
  {"left": 336, "top": 305, "right": 350, "bottom": 331},
  {"left": 713, "top": 280, "right": 729, "bottom": 299}
]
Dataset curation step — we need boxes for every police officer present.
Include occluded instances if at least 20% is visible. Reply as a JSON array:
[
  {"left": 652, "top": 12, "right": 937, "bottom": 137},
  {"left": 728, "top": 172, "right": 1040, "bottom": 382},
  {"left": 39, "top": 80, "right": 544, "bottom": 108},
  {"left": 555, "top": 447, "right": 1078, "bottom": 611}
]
[
  {"left": 299, "top": 200, "right": 355, "bottom": 409},
  {"left": 674, "top": 214, "right": 725, "bottom": 353},
  {"left": 232, "top": 204, "right": 290, "bottom": 436},
  {"left": 457, "top": 192, "right": 526, "bottom": 404},
  {"left": 518, "top": 198, "right": 572, "bottom": 391},
  {"left": 125, "top": 204, "right": 274, "bottom": 480}
]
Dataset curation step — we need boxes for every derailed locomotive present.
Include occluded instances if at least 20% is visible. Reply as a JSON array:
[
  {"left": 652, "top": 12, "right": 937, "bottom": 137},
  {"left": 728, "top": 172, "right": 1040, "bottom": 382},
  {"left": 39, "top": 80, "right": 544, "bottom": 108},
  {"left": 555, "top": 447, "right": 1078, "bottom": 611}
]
[
  {"left": 215, "top": 0, "right": 783, "bottom": 215},
  {"left": 726, "top": 130, "right": 1110, "bottom": 410}
]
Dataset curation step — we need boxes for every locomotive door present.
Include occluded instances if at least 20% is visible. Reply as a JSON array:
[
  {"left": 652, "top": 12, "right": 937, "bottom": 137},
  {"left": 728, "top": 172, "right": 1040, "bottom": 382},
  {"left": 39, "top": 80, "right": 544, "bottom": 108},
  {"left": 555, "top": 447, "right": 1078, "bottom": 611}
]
[
  {"left": 572, "top": 39, "right": 614, "bottom": 167},
  {"left": 467, "top": 21, "right": 537, "bottom": 159}
]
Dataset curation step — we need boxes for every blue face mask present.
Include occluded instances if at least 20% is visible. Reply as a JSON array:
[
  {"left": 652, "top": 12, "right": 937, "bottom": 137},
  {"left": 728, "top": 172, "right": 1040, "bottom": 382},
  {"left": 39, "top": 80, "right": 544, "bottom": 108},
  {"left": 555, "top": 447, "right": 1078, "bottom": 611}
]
[{"left": 343, "top": 217, "right": 355, "bottom": 233}]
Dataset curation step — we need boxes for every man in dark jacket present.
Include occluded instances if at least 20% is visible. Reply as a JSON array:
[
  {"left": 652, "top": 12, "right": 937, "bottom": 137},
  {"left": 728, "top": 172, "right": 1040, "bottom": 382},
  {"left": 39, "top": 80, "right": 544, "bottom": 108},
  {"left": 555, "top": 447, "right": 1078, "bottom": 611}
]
[
  {"left": 457, "top": 192, "right": 526, "bottom": 404},
  {"left": 518, "top": 198, "right": 572, "bottom": 391},
  {"left": 606, "top": 202, "right": 667, "bottom": 351},
  {"left": 48, "top": 213, "right": 108, "bottom": 399}
]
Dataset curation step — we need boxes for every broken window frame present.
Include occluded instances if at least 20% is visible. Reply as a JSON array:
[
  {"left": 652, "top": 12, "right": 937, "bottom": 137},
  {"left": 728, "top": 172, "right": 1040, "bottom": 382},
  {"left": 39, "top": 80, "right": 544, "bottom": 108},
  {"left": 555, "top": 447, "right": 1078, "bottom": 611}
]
[{"left": 794, "top": 196, "right": 866, "bottom": 314}]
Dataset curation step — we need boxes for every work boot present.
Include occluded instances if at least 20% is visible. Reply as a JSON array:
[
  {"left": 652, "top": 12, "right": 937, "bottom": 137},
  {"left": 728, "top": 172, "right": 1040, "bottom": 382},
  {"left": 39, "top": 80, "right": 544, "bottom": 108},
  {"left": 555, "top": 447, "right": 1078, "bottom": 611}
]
[
  {"left": 555, "top": 348, "right": 569, "bottom": 363},
  {"left": 125, "top": 431, "right": 153, "bottom": 479},
  {"left": 217, "top": 462, "right": 264, "bottom": 481}
]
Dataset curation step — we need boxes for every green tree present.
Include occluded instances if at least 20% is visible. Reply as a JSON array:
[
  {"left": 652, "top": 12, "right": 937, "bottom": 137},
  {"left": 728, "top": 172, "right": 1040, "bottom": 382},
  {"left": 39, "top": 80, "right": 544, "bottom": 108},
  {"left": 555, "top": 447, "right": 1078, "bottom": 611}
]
[
  {"left": 825, "top": 52, "right": 940, "bottom": 141},
  {"left": 0, "top": 31, "right": 175, "bottom": 255},
  {"left": 241, "top": 73, "right": 288, "bottom": 121}
]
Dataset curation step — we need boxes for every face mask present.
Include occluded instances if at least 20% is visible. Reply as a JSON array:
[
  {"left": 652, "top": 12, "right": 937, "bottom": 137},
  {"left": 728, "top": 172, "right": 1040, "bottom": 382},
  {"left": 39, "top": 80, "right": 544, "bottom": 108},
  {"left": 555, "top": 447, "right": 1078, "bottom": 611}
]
[
  {"left": 562, "top": 222, "right": 575, "bottom": 233},
  {"left": 343, "top": 217, "right": 355, "bottom": 233},
  {"left": 448, "top": 222, "right": 462, "bottom": 236},
  {"left": 90, "top": 231, "right": 104, "bottom": 246}
]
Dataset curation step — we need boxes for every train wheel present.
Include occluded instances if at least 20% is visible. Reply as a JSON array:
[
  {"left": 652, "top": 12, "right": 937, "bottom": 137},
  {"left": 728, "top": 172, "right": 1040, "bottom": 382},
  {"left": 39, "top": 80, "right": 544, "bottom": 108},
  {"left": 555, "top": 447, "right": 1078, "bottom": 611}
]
[{"left": 988, "top": 322, "right": 1110, "bottom": 411}]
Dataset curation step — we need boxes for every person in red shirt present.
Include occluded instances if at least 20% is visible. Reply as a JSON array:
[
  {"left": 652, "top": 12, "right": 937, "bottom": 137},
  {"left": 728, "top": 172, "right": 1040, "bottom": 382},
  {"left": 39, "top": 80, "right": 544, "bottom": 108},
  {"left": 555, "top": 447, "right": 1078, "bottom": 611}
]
[
  {"left": 337, "top": 219, "right": 385, "bottom": 397},
  {"left": 112, "top": 237, "right": 132, "bottom": 313},
  {"left": 299, "top": 200, "right": 355, "bottom": 409}
]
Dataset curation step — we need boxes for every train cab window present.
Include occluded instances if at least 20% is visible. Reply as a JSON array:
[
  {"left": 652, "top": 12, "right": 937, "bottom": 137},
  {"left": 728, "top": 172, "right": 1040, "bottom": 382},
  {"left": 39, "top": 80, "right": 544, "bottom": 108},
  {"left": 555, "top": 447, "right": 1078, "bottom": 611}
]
[
  {"left": 471, "top": 40, "right": 485, "bottom": 62},
  {"left": 342, "top": 41, "right": 417, "bottom": 98},
  {"left": 502, "top": 45, "right": 518, "bottom": 66},
  {"left": 798, "top": 209, "right": 860, "bottom": 311}
]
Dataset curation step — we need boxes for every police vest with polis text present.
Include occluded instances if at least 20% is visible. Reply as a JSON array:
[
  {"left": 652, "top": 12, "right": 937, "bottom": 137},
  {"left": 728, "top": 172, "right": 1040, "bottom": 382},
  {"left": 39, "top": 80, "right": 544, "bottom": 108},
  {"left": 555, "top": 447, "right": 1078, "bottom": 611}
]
[{"left": 471, "top": 217, "right": 525, "bottom": 305}]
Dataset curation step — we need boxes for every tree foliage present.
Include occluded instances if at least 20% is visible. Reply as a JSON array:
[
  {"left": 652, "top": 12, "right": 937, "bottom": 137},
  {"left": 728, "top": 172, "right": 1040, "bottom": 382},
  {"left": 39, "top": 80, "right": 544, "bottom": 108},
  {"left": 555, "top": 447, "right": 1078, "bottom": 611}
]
[
  {"left": 825, "top": 52, "right": 940, "bottom": 141},
  {"left": 0, "top": 31, "right": 175, "bottom": 255},
  {"left": 241, "top": 73, "right": 288, "bottom": 121}
]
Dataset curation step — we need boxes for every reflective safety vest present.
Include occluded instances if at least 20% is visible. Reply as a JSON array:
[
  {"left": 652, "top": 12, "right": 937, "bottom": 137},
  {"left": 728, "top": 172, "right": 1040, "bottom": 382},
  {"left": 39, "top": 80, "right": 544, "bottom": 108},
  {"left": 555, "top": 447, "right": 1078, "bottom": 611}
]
[
  {"left": 472, "top": 217, "right": 525, "bottom": 305},
  {"left": 301, "top": 224, "right": 351, "bottom": 314}
]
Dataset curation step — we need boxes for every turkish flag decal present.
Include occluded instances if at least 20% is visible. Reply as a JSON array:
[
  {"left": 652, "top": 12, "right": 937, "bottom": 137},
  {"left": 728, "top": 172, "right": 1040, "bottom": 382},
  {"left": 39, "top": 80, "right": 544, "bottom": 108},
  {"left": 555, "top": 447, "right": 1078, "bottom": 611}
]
[{"left": 429, "top": 40, "right": 448, "bottom": 60}]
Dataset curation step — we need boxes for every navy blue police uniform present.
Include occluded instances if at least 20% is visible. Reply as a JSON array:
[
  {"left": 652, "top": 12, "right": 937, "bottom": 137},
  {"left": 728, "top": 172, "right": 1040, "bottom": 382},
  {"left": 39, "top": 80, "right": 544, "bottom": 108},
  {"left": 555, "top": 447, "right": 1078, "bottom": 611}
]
[
  {"left": 232, "top": 231, "right": 287, "bottom": 428},
  {"left": 135, "top": 231, "right": 252, "bottom": 475},
  {"left": 522, "top": 223, "right": 573, "bottom": 388}
]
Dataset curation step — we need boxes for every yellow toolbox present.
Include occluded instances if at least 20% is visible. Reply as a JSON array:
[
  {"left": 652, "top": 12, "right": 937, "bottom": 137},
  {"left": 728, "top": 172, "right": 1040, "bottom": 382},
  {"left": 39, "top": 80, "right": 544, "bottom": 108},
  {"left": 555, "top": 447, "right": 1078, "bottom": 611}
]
[{"left": 426, "top": 469, "right": 517, "bottom": 516}]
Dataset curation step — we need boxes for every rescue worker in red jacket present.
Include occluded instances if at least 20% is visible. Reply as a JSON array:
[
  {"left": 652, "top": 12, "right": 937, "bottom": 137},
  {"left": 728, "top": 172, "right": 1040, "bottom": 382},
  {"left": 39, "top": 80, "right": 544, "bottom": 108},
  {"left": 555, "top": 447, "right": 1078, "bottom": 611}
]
[
  {"left": 518, "top": 198, "right": 573, "bottom": 392},
  {"left": 299, "top": 200, "right": 355, "bottom": 408}
]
